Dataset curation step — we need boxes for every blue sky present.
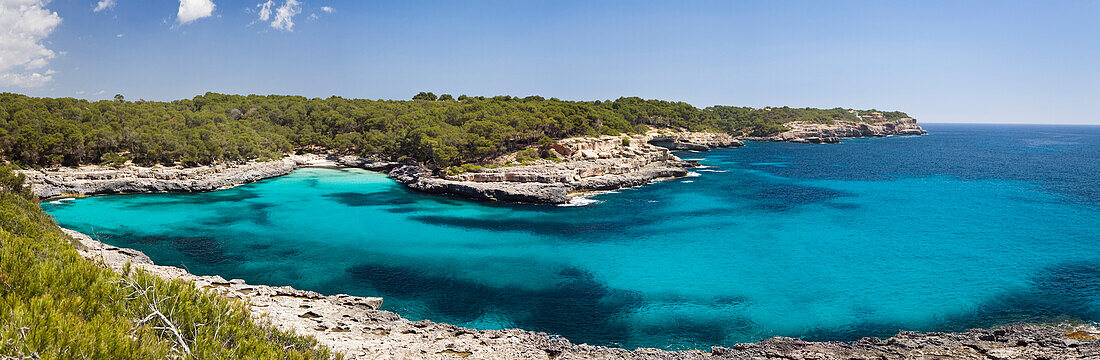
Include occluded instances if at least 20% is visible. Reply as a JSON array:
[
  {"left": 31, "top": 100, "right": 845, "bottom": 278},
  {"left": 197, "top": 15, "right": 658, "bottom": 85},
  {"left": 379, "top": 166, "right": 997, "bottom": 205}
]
[{"left": 3, "top": 0, "right": 1099, "bottom": 124}]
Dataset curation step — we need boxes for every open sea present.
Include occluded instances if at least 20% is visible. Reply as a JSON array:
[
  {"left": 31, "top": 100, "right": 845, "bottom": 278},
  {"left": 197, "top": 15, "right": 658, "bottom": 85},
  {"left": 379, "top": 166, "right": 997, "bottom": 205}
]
[{"left": 42, "top": 123, "right": 1100, "bottom": 350}]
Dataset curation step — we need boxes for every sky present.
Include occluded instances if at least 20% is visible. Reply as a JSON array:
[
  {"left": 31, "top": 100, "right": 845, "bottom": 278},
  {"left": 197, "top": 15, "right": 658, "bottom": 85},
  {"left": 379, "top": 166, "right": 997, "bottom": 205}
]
[{"left": 1, "top": 0, "right": 1098, "bottom": 124}]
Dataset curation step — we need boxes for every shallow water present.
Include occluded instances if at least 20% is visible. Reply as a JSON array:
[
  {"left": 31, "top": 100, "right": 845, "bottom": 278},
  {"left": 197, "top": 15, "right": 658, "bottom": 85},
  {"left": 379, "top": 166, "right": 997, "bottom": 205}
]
[{"left": 43, "top": 124, "right": 1100, "bottom": 350}]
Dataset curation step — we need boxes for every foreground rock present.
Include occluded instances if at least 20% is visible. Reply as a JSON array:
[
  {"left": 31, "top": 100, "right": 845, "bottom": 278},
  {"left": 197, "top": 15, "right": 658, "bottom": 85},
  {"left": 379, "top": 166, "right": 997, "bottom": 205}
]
[
  {"left": 746, "top": 118, "right": 927, "bottom": 144},
  {"left": 67, "top": 229, "right": 1100, "bottom": 359}
]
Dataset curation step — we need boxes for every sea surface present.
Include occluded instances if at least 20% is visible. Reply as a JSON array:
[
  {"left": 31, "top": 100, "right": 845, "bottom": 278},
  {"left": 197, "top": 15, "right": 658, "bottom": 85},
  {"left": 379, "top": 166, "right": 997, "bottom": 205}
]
[{"left": 42, "top": 124, "right": 1100, "bottom": 350}]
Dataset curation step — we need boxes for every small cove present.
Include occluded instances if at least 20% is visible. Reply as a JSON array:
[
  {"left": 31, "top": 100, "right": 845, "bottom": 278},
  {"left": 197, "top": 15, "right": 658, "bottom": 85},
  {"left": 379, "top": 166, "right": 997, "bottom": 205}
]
[{"left": 43, "top": 124, "right": 1100, "bottom": 350}]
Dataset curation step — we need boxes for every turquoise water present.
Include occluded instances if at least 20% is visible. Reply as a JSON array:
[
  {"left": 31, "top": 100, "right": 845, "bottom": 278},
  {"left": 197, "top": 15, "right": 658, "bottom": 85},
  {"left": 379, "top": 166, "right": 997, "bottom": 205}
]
[{"left": 42, "top": 124, "right": 1100, "bottom": 350}]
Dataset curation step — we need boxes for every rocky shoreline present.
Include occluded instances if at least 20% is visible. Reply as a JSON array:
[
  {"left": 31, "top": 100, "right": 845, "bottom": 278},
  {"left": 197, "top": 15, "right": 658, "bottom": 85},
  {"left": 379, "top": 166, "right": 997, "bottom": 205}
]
[
  {"left": 66, "top": 229, "right": 1100, "bottom": 359},
  {"left": 20, "top": 132, "right": 745, "bottom": 204},
  {"left": 21, "top": 121, "right": 922, "bottom": 204},
  {"left": 20, "top": 154, "right": 395, "bottom": 200},
  {"left": 22, "top": 156, "right": 302, "bottom": 199},
  {"left": 744, "top": 118, "right": 926, "bottom": 144},
  {"left": 389, "top": 132, "right": 742, "bottom": 204}
]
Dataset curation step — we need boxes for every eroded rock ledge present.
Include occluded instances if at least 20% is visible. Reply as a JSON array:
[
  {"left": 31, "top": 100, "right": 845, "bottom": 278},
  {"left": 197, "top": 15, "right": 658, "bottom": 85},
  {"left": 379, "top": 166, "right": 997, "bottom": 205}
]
[
  {"left": 22, "top": 157, "right": 298, "bottom": 199},
  {"left": 388, "top": 133, "right": 738, "bottom": 204},
  {"left": 67, "top": 229, "right": 1099, "bottom": 360},
  {"left": 20, "top": 155, "right": 397, "bottom": 200},
  {"left": 17, "top": 155, "right": 378, "bottom": 199}
]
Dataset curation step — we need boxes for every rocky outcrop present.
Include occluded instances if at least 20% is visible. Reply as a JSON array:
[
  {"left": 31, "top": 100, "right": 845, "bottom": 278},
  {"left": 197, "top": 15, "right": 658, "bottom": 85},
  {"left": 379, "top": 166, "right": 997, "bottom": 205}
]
[
  {"left": 332, "top": 155, "right": 399, "bottom": 170},
  {"left": 390, "top": 135, "right": 702, "bottom": 204},
  {"left": 648, "top": 132, "right": 745, "bottom": 151},
  {"left": 21, "top": 154, "right": 397, "bottom": 199},
  {"left": 22, "top": 158, "right": 302, "bottom": 199},
  {"left": 67, "top": 229, "right": 1100, "bottom": 359},
  {"left": 747, "top": 118, "right": 927, "bottom": 144},
  {"left": 389, "top": 164, "right": 573, "bottom": 204}
]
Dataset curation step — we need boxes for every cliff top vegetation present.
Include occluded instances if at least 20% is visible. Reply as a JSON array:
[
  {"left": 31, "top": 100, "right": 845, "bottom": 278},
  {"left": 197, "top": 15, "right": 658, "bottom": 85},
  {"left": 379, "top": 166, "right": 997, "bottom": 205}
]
[{"left": 0, "top": 92, "right": 908, "bottom": 168}]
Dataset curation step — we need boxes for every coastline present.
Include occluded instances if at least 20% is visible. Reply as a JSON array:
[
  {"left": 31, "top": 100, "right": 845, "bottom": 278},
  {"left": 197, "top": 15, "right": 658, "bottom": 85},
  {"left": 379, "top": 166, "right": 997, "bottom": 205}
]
[
  {"left": 21, "top": 119, "right": 925, "bottom": 204},
  {"left": 65, "top": 229, "right": 1100, "bottom": 359}
]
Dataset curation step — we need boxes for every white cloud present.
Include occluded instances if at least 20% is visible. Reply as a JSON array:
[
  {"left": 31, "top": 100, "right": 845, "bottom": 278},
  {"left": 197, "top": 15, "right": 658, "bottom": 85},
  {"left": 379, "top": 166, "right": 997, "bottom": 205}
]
[
  {"left": 75, "top": 90, "right": 85, "bottom": 95},
  {"left": 177, "top": 0, "right": 215, "bottom": 25},
  {"left": 321, "top": 6, "right": 333, "bottom": 13},
  {"left": 255, "top": 0, "right": 273, "bottom": 21},
  {"left": 0, "top": 0, "right": 62, "bottom": 87},
  {"left": 93, "top": 0, "right": 116, "bottom": 12},
  {"left": 270, "top": 0, "right": 300, "bottom": 31},
  {"left": 94, "top": 90, "right": 105, "bottom": 95},
  {"left": 0, "top": 72, "right": 51, "bottom": 87},
  {"left": 116, "top": 33, "right": 124, "bottom": 38}
]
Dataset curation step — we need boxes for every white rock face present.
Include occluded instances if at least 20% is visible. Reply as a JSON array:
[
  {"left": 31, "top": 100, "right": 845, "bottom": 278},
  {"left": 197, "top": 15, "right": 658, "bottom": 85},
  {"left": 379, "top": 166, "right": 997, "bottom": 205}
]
[
  {"left": 21, "top": 155, "right": 397, "bottom": 199},
  {"left": 402, "top": 135, "right": 711, "bottom": 203},
  {"left": 21, "top": 157, "right": 303, "bottom": 198},
  {"left": 647, "top": 131, "right": 745, "bottom": 150},
  {"left": 748, "top": 118, "right": 927, "bottom": 144}
]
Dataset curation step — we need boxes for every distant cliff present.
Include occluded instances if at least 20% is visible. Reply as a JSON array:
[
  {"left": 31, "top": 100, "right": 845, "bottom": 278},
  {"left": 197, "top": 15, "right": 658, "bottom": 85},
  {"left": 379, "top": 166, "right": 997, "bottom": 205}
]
[{"left": 745, "top": 118, "right": 926, "bottom": 143}]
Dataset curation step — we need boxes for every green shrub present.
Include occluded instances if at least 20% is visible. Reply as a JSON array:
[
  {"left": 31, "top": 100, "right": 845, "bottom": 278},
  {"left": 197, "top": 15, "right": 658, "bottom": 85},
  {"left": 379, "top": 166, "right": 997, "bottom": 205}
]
[
  {"left": 0, "top": 165, "right": 28, "bottom": 196},
  {"left": 445, "top": 163, "right": 484, "bottom": 176},
  {"left": 539, "top": 149, "right": 560, "bottom": 161},
  {"left": 100, "top": 152, "right": 130, "bottom": 167},
  {"left": 515, "top": 149, "right": 538, "bottom": 164}
]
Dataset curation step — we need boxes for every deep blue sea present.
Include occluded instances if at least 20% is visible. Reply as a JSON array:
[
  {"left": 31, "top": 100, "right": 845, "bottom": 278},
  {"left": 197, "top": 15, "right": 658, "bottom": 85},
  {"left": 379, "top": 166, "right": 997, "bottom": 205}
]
[{"left": 42, "top": 124, "right": 1100, "bottom": 350}]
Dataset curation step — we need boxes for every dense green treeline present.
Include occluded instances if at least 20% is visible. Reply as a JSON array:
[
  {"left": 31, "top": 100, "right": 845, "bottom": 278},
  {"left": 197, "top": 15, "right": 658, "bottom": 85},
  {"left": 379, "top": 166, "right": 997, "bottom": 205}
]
[
  {"left": 0, "top": 165, "right": 335, "bottom": 359},
  {"left": 0, "top": 92, "right": 907, "bottom": 168}
]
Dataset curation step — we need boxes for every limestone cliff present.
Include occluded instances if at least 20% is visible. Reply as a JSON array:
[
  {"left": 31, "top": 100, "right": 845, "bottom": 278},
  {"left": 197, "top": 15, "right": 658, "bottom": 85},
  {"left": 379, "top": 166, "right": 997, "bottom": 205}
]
[
  {"left": 747, "top": 118, "right": 927, "bottom": 143},
  {"left": 647, "top": 131, "right": 745, "bottom": 150},
  {"left": 20, "top": 155, "right": 395, "bottom": 199},
  {"left": 21, "top": 158, "right": 302, "bottom": 199},
  {"left": 388, "top": 133, "right": 743, "bottom": 204}
]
